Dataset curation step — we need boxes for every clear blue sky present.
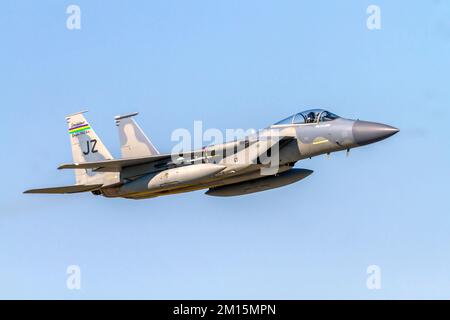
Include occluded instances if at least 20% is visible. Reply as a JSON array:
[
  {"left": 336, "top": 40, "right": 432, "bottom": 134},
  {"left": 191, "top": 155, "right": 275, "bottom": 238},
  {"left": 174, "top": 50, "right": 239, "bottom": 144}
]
[{"left": 1, "top": 0, "right": 449, "bottom": 299}]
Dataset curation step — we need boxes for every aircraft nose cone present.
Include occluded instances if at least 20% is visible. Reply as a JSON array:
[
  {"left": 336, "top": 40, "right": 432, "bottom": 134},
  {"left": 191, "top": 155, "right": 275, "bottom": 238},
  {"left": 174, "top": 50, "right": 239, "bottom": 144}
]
[{"left": 352, "top": 120, "right": 399, "bottom": 146}]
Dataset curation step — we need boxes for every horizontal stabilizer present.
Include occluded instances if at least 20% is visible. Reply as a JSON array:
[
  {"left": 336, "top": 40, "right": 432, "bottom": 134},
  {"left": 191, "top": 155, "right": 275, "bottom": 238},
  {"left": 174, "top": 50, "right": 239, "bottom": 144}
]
[{"left": 24, "top": 184, "right": 103, "bottom": 194}]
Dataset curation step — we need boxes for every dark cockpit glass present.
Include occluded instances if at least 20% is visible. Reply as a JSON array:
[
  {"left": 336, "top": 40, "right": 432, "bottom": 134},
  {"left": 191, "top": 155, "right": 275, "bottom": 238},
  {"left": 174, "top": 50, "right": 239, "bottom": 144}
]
[
  {"left": 319, "top": 111, "right": 339, "bottom": 122},
  {"left": 273, "top": 109, "right": 339, "bottom": 125}
]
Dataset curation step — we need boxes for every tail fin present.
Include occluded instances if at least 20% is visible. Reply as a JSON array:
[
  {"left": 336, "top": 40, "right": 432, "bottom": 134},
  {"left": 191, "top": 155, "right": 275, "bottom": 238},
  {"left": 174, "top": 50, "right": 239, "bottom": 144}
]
[
  {"left": 115, "top": 112, "right": 159, "bottom": 158},
  {"left": 66, "top": 111, "right": 118, "bottom": 185}
]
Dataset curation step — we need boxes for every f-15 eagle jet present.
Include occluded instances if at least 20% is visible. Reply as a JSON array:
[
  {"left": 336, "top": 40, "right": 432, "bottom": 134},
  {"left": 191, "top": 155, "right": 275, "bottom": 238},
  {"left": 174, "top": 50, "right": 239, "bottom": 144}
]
[{"left": 24, "top": 109, "right": 398, "bottom": 199}]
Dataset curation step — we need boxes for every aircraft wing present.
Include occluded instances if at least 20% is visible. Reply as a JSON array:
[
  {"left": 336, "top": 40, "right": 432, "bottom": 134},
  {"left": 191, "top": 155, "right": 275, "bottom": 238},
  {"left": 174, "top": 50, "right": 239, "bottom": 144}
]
[
  {"left": 58, "top": 154, "right": 172, "bottom": 171},
  {"left": 24, "top": 184, "right": 103, "bottom": 194},
  {"left": 58, "top": 136, "right": 297, "bottom": 172}
]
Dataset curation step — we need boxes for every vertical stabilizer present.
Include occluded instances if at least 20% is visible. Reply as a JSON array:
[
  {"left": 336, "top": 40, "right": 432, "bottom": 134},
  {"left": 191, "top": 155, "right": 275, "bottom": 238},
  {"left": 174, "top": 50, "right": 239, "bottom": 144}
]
[
  {"left": 115, "top": 112, "right": 159, "bottom": 158},
  {"left": 66, "top": 111, "right": 118, "bottom": 185}
]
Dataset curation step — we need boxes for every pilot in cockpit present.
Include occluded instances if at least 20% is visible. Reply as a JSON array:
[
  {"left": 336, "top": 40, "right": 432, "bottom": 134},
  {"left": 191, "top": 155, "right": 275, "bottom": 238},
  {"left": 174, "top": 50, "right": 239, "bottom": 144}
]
[{"left": 306, "top": 111, "right": 316, "bottom": 123}]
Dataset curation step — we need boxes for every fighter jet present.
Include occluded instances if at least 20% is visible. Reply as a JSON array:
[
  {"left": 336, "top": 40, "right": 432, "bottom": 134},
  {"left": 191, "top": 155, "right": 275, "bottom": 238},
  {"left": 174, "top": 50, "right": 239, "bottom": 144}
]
[{"left": 24, "top": 109, "right": 399, "bottom": 199}]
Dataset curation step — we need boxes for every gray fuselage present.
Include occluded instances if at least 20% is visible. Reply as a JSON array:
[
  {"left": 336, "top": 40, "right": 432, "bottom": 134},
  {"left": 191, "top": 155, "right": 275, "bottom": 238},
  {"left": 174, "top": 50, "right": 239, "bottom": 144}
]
[{"left": 100, "top": 110, "right": 398, "bottom": 199}]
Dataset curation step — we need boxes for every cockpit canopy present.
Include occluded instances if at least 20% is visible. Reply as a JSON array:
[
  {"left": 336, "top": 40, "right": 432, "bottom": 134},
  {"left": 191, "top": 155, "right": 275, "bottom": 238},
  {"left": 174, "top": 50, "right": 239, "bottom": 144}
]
[{"left": 273, "top": 109, "right": 339, "bottom": 125}]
